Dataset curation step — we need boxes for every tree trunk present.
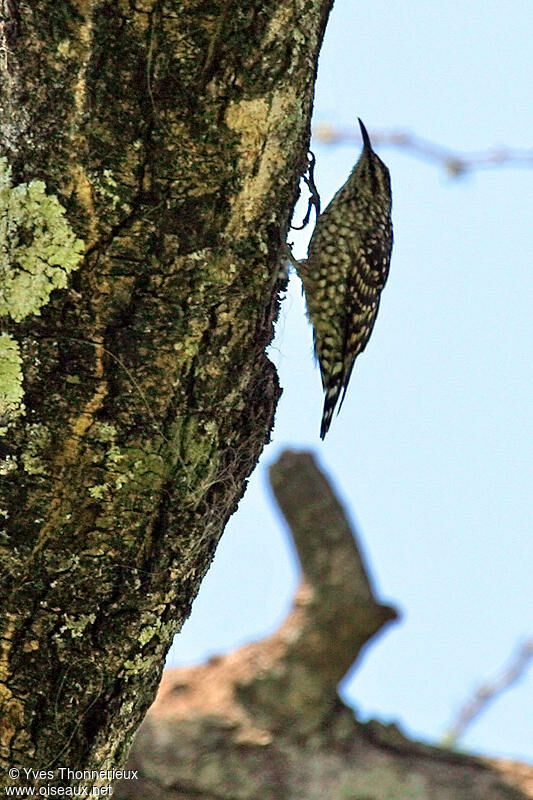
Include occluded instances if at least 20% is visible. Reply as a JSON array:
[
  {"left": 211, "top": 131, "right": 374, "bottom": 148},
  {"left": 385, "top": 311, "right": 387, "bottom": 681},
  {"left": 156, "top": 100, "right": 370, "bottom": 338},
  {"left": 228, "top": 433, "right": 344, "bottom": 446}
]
[{"left": 0, "top": 0, "right": 332, "bottom": 788}]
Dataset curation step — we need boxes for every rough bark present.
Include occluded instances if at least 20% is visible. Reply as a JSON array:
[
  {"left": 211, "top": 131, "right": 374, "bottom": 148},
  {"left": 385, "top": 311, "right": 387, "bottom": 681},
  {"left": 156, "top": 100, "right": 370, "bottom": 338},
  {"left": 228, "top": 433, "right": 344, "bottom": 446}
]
[
  {"left": 114, "top": 451, "right": 532, "bottom": 800},
  {"left": 0, "top": 0, "right": 333, "bottom": 788}
]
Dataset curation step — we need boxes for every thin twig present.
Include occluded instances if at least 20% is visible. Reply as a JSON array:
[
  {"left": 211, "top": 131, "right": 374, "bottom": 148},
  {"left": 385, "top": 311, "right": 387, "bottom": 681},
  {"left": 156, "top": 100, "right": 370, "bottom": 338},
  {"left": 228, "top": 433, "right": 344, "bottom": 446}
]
[
  {"left": 442, "top": 637, "right": 533, "bottom": 747},
  {"left": 313, "top": 122, "right": 533, "bottom": 176}
]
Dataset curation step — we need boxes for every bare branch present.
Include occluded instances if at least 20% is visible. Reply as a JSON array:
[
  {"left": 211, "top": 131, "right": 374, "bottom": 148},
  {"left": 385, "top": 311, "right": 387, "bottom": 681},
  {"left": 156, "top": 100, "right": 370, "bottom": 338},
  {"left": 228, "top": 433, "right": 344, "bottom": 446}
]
[
  {"left": 442, "top": 638, "right": 533, "bottom": 747},
  {"left": 314, "top": 122, "right": 533, "bottom": 176}
]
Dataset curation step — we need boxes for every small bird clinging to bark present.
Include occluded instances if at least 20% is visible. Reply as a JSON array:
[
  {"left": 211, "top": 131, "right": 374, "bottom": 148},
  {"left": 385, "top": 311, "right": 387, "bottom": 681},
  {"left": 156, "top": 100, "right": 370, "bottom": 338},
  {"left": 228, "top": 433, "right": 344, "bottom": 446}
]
[{"left": 298, "top": 118, "right": 393, "bottom": 439}]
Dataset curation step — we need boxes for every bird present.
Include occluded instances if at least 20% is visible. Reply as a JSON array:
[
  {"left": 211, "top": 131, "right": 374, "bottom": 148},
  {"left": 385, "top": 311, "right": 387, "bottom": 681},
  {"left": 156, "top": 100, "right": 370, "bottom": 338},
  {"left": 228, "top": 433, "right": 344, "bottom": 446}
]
[{"left": 298, "top": 118, "right": 393, "bottom": 439}]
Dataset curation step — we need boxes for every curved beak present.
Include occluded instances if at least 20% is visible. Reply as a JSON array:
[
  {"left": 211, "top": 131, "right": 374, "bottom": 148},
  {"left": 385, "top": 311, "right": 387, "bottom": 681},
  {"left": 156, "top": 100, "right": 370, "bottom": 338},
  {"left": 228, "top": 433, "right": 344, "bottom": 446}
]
[{"left": 358, "top": 118, "right": 372, "bottom": 152}]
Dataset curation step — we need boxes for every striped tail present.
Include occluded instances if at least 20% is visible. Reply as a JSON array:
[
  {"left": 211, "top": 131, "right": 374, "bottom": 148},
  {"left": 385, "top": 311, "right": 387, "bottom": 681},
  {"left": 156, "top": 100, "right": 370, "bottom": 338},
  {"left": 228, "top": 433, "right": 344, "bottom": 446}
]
[{"left": 320, "top": 367, "right": 346, "bottom": 439}]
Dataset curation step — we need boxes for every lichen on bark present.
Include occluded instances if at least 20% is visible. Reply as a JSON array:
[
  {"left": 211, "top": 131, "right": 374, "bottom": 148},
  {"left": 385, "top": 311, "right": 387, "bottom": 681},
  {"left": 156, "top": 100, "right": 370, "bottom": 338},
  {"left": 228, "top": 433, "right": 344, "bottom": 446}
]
[
  {"left": 0, "top": 156, "right": 85, "bottom": 427},
  {"left": 0, "top": 156, "right": 85, "bottom": 322},
  {"left": 0, "top": 332, "right": 24, "bottom": 427}
]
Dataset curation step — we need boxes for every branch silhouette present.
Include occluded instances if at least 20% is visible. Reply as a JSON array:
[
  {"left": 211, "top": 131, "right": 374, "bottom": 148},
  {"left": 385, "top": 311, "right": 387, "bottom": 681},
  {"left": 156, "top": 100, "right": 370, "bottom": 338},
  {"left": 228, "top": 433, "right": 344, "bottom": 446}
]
[{"left": 314, "top": 122, "right": 533, "bottom": 176}]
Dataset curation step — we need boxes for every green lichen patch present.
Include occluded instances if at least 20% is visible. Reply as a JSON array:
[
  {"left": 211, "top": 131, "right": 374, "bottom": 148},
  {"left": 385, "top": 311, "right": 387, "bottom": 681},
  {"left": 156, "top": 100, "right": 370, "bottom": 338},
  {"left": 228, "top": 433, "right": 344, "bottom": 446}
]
[
  {"left": 59, "top": 613, "right": 97, "bottom": 639},
  {"left": 0, "top": 157, "right": 85, "bottom": 322},
  {"left": 21, "top": 424, "right": 52, "bottom": 475},
  {"left": 0, "top": 333, "right": 25, "bottom": 429}
]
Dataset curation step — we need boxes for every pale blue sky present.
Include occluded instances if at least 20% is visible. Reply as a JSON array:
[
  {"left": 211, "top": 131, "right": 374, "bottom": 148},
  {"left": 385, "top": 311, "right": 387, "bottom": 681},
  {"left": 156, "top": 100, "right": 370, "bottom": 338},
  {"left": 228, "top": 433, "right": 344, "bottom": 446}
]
[{"left": 168, "top": 0, "right": 533, "bottom": 763}]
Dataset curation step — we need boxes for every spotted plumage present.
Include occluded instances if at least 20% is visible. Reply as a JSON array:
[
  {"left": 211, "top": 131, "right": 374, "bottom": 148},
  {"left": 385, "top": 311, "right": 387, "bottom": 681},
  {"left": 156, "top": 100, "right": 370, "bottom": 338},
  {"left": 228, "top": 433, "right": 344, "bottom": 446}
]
[{"left": 298, "top": 118, "right": 393, "bottom": 438}]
